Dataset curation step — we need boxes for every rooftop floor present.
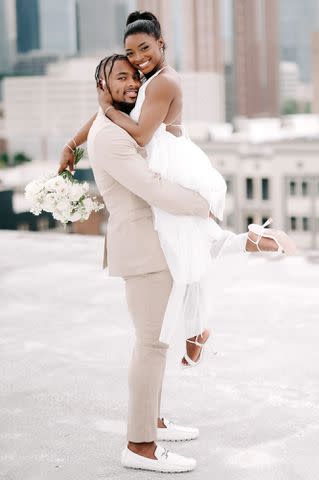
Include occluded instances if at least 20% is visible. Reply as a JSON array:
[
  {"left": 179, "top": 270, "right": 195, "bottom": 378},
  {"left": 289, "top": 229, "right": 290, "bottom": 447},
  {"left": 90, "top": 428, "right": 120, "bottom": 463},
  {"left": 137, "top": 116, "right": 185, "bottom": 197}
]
[{"left": 1, "top": 230, "right": 319, "bottom": 479}]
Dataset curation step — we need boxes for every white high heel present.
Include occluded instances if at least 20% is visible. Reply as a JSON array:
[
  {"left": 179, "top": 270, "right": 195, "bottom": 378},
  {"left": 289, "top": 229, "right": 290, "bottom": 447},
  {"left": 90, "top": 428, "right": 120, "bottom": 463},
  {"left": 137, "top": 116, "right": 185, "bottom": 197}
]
[
  {"left": 247, "top": 217, "right": 297, "bottom": 255},
  {"left": 181, "top": 330, "right": 215, "bottom": 369}
]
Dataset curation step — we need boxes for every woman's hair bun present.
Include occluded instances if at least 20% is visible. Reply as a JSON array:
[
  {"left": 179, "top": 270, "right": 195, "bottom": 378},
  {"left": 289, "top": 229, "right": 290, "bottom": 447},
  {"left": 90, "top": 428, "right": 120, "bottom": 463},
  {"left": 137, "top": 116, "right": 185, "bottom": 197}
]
[
  {"left": 124, "top": 11, "right": 163, "bottom": 43},
  {"left": 126, "top": 11, "right": 160, "bottom": 31}
]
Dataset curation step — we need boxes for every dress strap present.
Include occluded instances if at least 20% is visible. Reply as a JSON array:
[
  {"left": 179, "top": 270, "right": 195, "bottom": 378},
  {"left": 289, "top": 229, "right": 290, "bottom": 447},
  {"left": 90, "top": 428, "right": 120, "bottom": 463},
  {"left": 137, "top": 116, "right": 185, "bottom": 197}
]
[{"left": 143, "top": 66, "right": 167, "bottom": 86}]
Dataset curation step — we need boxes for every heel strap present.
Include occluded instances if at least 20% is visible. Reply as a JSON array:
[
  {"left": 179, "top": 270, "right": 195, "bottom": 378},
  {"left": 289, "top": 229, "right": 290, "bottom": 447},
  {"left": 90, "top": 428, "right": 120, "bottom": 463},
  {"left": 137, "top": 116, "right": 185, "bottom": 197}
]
[
  {"left": 186, "top": 335, "right": 206, "bottom": 347},
  {"left": 246, "top": 233, "right": 262, "bottom": 252},
  {"left": 183, "top": 352, "right": 198, "bottom": 367}
]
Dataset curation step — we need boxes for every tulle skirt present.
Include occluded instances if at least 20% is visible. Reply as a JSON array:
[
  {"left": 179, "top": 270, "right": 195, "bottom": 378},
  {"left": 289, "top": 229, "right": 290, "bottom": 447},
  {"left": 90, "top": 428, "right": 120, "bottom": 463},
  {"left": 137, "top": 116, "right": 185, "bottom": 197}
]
[{"left": 145, "top": 126, "right": 247, "bottom": 344}]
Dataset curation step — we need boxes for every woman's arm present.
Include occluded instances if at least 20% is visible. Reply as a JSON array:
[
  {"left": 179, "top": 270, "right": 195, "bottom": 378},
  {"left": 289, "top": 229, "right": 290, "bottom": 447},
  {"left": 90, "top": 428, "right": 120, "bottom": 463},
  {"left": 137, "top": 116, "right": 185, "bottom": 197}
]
[
  {"left": 98, "top": 76, "right": 177, "bottom": 146},
  {"left": 58, "top": 113, "right": 97, "bottom": 173}
]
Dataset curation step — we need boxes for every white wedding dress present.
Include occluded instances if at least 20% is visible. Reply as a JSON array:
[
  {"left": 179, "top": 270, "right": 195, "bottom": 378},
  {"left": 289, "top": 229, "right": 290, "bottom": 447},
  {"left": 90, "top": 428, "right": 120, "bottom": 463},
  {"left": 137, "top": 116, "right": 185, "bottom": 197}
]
[{"left": 130, "top": 68, "right": 248, "bottom": 344}]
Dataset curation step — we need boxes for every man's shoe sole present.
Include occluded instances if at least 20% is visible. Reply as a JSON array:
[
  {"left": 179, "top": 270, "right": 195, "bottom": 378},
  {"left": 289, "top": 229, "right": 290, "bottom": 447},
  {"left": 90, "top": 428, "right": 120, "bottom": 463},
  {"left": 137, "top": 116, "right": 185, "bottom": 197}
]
[{"left": 122, "top": 463, "right": 195, "bottom": 473}]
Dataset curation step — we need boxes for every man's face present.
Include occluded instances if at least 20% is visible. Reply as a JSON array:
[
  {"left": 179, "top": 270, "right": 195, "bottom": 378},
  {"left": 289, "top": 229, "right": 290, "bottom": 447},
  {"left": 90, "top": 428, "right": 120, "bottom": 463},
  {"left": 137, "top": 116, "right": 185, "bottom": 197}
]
[{"left": 106, "top": 59, "right": 141, "bottom": 106}]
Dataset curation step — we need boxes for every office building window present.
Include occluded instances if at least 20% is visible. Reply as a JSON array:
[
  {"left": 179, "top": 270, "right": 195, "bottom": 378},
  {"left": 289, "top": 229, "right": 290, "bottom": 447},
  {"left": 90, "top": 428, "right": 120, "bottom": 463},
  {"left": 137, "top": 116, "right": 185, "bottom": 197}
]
[
  {"left": 246, "top": 216, "right": 254, "bottom": 229},
  {"left": 301, "top": 181, "right": 308, "bottom": 196},
  {"left": 290, "top": 216, "right": 297, "bottom": 231},
  {"left": 246, "top": 178, "right": 254, "bottom": 199},
  {"left": 262, "top": 178, "right": 270, "bottom": 200},
  {"left": 302, "top": 217, "right": 310, "bottom": 231},
  {"left": 289, "top": 180, "right": 296, "bottom": 196}
]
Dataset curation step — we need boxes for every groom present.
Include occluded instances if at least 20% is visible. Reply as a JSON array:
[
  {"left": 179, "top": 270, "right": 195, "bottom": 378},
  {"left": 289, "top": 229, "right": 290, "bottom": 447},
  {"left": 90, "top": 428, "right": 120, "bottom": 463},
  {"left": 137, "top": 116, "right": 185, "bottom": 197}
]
[{"left": 60, "top": 54, "right": 210, "bottom": 473}]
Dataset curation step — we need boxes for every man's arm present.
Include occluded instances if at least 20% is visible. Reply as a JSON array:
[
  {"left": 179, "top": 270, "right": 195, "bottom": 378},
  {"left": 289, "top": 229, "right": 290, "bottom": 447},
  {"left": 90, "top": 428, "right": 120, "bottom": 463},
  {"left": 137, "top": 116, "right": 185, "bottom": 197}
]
[
  {"left": 59, "top": 113, "right": 97, "bottom": 173},
  {"left": 94, "top": 129, "right": 209, "bottom": 218}
]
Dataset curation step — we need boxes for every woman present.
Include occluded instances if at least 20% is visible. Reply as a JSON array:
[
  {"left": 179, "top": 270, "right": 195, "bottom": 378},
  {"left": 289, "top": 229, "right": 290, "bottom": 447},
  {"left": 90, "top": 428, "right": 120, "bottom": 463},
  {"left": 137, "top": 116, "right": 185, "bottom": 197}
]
[{"left": 59, "top": 11, "right": 296, "bottom": 368}]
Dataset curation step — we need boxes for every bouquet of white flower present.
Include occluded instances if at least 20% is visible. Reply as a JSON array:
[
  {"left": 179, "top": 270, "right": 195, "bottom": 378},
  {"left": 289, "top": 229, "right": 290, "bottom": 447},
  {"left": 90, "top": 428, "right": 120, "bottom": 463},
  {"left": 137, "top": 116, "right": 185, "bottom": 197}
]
[{"left": 25, "top": 148, "right": 104, "bottom": 225}]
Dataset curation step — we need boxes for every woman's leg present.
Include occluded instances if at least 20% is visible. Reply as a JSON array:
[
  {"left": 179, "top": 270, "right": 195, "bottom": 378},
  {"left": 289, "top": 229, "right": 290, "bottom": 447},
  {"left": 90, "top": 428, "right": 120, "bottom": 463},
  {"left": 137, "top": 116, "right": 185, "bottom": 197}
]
[
  {"left": 182, "top": 227, "right": 280, "bottom": 366},
  {"left": 124, "top": 269, "right": 173, "bottom": 457}
]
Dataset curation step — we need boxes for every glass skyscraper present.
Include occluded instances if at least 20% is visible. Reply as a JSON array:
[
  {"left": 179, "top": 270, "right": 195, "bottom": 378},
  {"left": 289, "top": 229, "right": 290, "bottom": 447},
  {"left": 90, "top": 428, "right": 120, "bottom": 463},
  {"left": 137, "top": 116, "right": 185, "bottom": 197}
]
[
  {"left": 16, "top": 0, "right": 40, "bottom": 53},
  {"left": 280, "top": 0, "right": 319, "bottom": 82},
  {"left": 39, "top": 0, "right": 77, "bottom": 55}
]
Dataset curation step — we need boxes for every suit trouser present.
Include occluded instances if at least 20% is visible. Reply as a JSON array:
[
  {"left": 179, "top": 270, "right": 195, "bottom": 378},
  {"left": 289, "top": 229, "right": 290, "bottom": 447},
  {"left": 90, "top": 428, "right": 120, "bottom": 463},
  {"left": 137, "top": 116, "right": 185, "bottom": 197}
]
[{"left": 124, "top": 269, "right": 173, "bottom": 442}]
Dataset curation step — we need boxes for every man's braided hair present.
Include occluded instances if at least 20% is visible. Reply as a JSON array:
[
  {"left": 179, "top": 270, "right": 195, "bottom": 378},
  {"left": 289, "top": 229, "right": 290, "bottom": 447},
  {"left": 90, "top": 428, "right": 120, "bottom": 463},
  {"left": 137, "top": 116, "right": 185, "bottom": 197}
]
[{"left": 94, "top": 54, "right": 128, "bottom": 91}]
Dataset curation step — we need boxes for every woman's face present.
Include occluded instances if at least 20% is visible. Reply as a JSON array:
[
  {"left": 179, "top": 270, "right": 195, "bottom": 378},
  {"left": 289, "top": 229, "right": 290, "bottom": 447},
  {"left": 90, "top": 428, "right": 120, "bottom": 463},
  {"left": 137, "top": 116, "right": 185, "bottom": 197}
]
[{"left": 125, "top": 32, "right": 164, "bottom": 75}]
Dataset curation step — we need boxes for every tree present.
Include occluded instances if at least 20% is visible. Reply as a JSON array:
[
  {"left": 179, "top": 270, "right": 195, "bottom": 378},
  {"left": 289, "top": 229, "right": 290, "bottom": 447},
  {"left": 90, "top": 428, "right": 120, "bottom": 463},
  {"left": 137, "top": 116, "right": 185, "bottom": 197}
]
[
  {"left": 303, "top": 102, "right": 312, "bottom": 114},
  {"left": 13, "top": 152, "right": 32, "bottom": 165},
  {"left": 281, "top": 99, "right": 299, "bottom": 115},
  {"left": 0, "top": 152, "right": 9, "bottom": 168}
]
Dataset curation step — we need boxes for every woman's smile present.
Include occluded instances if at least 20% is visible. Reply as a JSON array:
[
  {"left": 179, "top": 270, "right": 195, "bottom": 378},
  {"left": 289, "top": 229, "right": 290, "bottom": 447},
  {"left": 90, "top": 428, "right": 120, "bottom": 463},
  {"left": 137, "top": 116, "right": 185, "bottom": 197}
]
[{"left": 137, "top": 60, "right": 151, "bottom": 69}]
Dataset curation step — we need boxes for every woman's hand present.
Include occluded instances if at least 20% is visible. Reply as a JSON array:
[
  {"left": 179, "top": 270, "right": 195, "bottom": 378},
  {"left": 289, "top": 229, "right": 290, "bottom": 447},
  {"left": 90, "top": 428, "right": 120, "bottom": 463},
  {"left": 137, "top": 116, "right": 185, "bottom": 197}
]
[
  {"left": 58, "top": 145, "right": 75, "bottom": 174},
  {"left": 97, "top": 84, "right": 113, "bottom": 113}
]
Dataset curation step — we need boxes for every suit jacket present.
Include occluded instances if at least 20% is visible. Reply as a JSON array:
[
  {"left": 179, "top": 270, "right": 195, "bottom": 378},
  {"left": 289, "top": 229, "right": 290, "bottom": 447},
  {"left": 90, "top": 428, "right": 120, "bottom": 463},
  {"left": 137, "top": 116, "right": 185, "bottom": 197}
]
[{"left": 87, "top": 110, "right": 209, "bottom": 278}]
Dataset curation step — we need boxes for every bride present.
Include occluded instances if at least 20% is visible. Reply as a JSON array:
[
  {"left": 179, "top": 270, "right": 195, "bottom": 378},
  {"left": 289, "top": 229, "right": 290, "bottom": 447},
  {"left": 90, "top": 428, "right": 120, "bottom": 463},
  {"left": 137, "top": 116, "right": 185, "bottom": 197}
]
[{"left": 59, "top": 11, "right": 296, "bottom": 368}]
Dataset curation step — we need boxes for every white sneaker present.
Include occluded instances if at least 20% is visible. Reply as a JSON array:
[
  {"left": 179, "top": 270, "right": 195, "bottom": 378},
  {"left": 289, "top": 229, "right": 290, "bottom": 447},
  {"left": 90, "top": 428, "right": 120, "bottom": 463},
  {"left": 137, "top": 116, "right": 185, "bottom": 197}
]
[
  {"left": 121, "top": 444, "right": 197, "bottom": 473},
  {"left": 157, "top": 417, "right": 199, "bottom": 441}
]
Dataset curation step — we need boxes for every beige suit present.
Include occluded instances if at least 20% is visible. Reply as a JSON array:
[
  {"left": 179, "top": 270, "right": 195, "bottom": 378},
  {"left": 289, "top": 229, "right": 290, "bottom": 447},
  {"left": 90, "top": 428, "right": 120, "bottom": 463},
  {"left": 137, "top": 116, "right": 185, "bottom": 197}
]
[{"left": 87, "top": 110, "right": 209, "bottom": 442}]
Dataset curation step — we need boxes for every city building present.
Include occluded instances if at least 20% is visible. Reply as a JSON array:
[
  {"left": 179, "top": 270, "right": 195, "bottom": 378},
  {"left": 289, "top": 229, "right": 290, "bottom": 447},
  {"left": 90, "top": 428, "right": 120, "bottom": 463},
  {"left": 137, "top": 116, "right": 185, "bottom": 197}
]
[
  {"left": 3, "top": 56, "right": 225, "bottom": 161},
  {"left": 0, "top": 0, "right": 16, "bottom": 74},
  {"left": 16, "top": 0, "right": 40, "bottom": 54},
  {"left": 0, "top": 188, "right": 56, "bottom": 231},
  {"left": 233, "top": 0, "right": 279, "bottom": 118},
  {"left": 196, "top": 118, "right": 319, "bottom": 250},
  {"left": 280, "top": 61, "right": 299, "bottom": 109},
  {"left": 221, "top": 0, "right": 235, "bottom": 122},
  {"left": 76, "top": 0, "right": 130, "bottom": 55},
  {"left": 3, "top": 58, "right": 105, "bottom": 160},
  {"left": 312, "top": 31, "right": 319, "bottom": 114},
  {"left": 13, "top": 0, "right": 77, "bottom": 80},
  {"left": 39, "top": 0, "right": 77, "bottom": 56},
  {"left": 13, "top": 52, "right": 60, "bottom": 76},
  {"left": 135, "top": 0, "right": 225, "bottom": 121},
  {"left": 280, "top": 0, "right": 319, "bottom": 83},
  {"left": 136, "top": 0, "right": 222, "bottom": 73},
  {"left": 180, "top": 72, "right": 224, "bottom": 123}
]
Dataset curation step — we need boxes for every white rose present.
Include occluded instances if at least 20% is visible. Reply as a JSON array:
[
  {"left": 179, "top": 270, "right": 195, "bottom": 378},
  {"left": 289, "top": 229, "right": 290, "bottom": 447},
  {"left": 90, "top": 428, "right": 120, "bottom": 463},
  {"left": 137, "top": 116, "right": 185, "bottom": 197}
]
[
  {"left": 25, "top": 180, "right": 44, "bottom": 198},
  {"left": 70, "top": 183, "right": 85, "bottom": 202},
  {"left": 44, "top": 175, "right": 67, "bottom": 193},
  {"left": 83, "top": 197, "right": 94, "bottom": 211},
  {"left": 30, "top": 203, "right": 42, "bottom": 215},
  {"left": 54, "top": 199, "right": 72, "bottom": 218},
  {"left": 42, "top": 193, "right": 56, "bottom": 212}
]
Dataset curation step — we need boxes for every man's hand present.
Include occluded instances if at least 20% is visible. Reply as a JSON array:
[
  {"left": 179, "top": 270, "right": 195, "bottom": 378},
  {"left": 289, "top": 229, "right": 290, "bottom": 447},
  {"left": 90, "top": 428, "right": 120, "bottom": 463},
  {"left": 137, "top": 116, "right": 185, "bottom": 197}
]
[
  {"left": 58, "top": 145, "right": 75, "bottom": 174},
  {"left": 97, "top": 84, "right": 113, "bottom": 113}
]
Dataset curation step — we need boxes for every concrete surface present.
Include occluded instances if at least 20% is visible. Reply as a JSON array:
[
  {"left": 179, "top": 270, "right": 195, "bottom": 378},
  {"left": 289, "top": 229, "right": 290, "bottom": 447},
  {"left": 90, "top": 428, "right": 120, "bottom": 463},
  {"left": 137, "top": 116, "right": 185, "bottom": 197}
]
[{"left": 1, "top": 230, "right": 319, "bottom": 480}]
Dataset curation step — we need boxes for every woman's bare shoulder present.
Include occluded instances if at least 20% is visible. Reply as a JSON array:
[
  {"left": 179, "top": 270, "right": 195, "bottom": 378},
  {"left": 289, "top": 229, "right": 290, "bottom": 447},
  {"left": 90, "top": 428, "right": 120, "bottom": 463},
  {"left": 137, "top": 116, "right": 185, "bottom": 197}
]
[{"left": 147, "top": 67, "right": 181, "bottom": 96}]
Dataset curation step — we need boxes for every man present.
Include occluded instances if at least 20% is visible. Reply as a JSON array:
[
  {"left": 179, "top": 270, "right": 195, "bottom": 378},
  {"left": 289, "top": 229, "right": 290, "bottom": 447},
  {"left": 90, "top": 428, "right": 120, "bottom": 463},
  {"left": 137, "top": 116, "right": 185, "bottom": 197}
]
[{"left": 59, "top": 54, "right": 211, "bottom": 473}]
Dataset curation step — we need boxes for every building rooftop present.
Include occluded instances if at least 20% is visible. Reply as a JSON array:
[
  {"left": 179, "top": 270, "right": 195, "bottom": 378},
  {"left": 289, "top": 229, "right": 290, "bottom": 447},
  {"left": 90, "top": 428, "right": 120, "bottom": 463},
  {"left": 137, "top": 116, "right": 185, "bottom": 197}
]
[
  {"left": 189, "top": 115, "right": 319, "bottom": 144},
  {"left": 1, "top": 230, "right": 319, "bottom": 479},
  {"left": 0, "top": 159, "right": 93, "bottom": 191}
]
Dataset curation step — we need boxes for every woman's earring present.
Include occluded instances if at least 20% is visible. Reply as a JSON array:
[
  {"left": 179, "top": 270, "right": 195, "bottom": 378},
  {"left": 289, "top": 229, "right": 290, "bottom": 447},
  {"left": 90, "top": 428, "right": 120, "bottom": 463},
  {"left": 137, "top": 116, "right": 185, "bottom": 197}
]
[{"left": 160, "top": 47, "right": 164, "bottom": 54}]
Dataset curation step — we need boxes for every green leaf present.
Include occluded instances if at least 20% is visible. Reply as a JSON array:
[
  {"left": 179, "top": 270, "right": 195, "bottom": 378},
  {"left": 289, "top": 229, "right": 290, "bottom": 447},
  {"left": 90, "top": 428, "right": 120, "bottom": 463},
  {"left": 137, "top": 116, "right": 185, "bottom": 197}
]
[
  {"left": 74, "top": 147, "right": 85, "bottom": 165},
  {"left": 58, "top": 146, "right": 85, "bottom": 179}
]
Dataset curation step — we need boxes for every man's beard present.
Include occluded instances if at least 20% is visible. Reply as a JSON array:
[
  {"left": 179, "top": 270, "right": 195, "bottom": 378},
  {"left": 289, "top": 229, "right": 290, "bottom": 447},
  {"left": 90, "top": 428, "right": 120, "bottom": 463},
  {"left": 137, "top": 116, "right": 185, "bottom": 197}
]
[{"left": 115, "top": 101, "right": 136, "bottom": 114}]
